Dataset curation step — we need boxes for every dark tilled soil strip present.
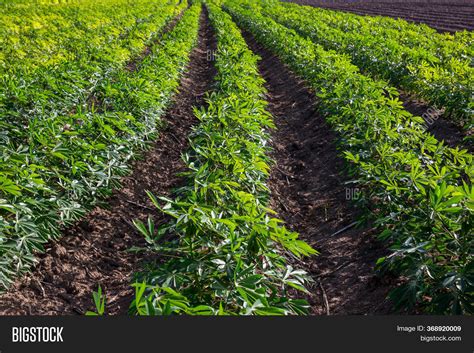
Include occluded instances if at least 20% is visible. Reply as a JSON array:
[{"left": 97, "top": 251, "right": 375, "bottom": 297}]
[
  {"left": 241, "top": 31, "right": 394, "bottom": 315},
  {"left": 399, "top": 93, "right": 473, "bottom": 152},
  {"left": 0, "top": 10, "right": 216, "bottom": 316}
]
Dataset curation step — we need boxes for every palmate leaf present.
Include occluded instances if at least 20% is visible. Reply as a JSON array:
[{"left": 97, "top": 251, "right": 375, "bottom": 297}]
[
  {"left": 0, "top": 176, "right": 21, "bottom": 196},
  {"left": 0, "top": 199, "right": 15, "bottom": 213}
]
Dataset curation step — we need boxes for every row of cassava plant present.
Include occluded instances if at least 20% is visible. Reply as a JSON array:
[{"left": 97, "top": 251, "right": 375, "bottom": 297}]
[
  {"left": 130, "top": 1, "right": 316, "bottom": 316},
  {"left": 224, "top": 0, "right": 473, "bottom": 314},
  {"left": 0, "top": 0, "right": 185, "bottom": 120},
  {"left": 246, "top": 0, "right": 473, "bottom": 125},
  {"left": 0, "top": 1, "right": 199, "bottom": 288}
]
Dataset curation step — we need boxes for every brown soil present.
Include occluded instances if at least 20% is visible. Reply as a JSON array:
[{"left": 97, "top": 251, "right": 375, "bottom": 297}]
[
  {"left": 0, "top": 9, "right": 216, "bottom": 316},
  {"left": 241, "top": 31, "right": 394, "bottom": 315}
]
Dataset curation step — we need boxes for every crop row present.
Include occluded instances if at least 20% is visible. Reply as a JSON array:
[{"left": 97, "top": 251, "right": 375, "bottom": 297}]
[
  {"left": 251, "top": 0, "right": 473, "bottom": 125},
  {"left": 131, "top": 1, "right": 316, "bottom": 316},
  {"left": 319, "top": 3, "right": 473, "bottom": 68},
  {"left": 282, "top": 1, "right": 473, "bottom": 59},
  {"left": 322, "top": 3, "right": 474, "bottom": 38},
  {"left": 0, "top": 1, "right": 192, "bottom": 287},
  {"left": 1, "top": 0, "right": 184, "bottom": 121},
  {"left": 225, "top": 0, "right": 473, "bottom": 314}
]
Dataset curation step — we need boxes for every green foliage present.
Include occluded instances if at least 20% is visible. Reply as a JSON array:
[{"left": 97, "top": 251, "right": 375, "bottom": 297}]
[
  {"left": 252, "top": 0, "right": 473, "bottom": 125},
  {"left": 85, "top": 285, "right": 106, "bottom": 316},
  {"left": 130, "top": 2, "right": 316, "bottom": 316},
  {"left": 2, "top": 0, "right": 471, "bottom": 317},
  {"left": 225, "top": 0, "right": 473, "bottom": 314}
]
